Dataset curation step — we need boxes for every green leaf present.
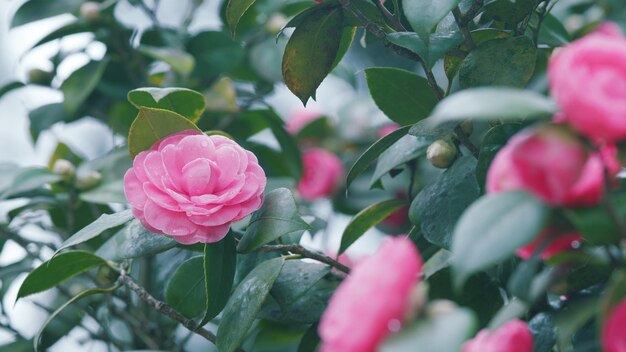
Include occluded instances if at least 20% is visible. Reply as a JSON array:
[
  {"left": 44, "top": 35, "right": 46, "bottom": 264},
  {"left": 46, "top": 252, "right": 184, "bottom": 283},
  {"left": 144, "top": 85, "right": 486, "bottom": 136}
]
[
  {"left": 95, "top": 220, "right": 177, "bottom": 261},
  {"left": 555, "top": 296, "right": 598, "bottom": 351},
  {"left": 217, "top": 257, "right": 285, "bottom": 352},
  {"left": 199, "top": 236, "right": 237, "bottom": 325},
  {"left": 528, "top": 312, "right": 557, "bottom": 352},
  {"left": 538, "top": 14, "right": 571, "bottom": 47},
  {"left": 410, "top": 156, "right": 480, "bottom": 249},
  {"left": 11, "top": 0, "right": 84, "bottom": 27},
  {"left": 488, "top": 297, "right": 529, "bottom": 329},
  {"left": 365, "top": 67, "right": 439, "bottom": 125},
  {"left": 347, "top": 125, "right": 410, "bottom": 188},
  {"left": 402, "top": 0, "right": 462, "bottom": 43},
  {"left": 0, "top": 167, "right": 61, "bottom": 199},
  {"left": 459, "top": 36, "right": 536, "bottom": 89},
  {"left": 475, "top": 123, "right": 524, "bottom": 190},
  {"left": 29, "top": 103, "right": 67, "bottom": 141},
  {"left": 34, "top": 285, "right": 118, "bottom": 352},
  {"left": 451, "top": 191, "right": 550, "bottom": 286},
  {"left": 563, "top": 195, "right": 626, "bottom": 246},
  {"left": 256, "top": 110, "right": 303, "bottom": 179},
  {"left": 226, "top": 0, "right": 259, "bottom": 36},
  {"left": 339, "top": 199, "right": 407, "bottom": 254},
  {"left": 55, "top": 210, "right": 134, "bottom": 256},
  {"left": 408, "top": 119, "right": 458, "bottom": 137},
  {"left": 138, "top": 46, "right": 195, "bottom": 76},
  {"left": 61, "top": 60, "right": 109, "bottom": 115},
  {"left": 31, "top": 20, "right": 90, "bottom": 48},
  {"left": 298, "top": 324, "right": 320, "bottom": 352},
  {"left": 282, "top": 7, "right": 344, "bottom": 104},
  {"left": 426, "top": 87, "right": 557, "bottom": 126},
  {"left": 381, "top": 308, "right": 476, "bottom": 352},
  {"left": 127, "top": 107, "right": 201, "bottom": 158},
  {"left": 387, "top": 31, "right": 464, "bottom": 68},
  {"left": 79, "top": 180, "right": 127, "bottom": 204},
  {"left": 187, "top": 31, "right": 246, "bottom": 81},
  {"left": 16, "top": 251, "right": 107, "bottom": 300},
  {"left": 371, "top": 134, "right": 433, "bottom": 186},
  {"left": 0, "top": 81, "right": 25, "bottom": 99},
  {"left": 166, "top": 256, "right": 207, "bottom": 318},
  {"left": 238, "top": 188, "right": 310, "bottom": 252},
  {"left": 128, "top": 88, "right": 206, "bottom": 123},
  {"left": 484, "top": 0, "right": 535, "bottom": 24}
]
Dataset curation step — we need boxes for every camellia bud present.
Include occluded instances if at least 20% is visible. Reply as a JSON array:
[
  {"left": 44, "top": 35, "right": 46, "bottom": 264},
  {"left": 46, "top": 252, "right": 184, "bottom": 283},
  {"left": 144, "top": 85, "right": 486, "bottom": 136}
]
[
  {"left": 427, "top": 139, "right": 457, "bottom": 169},
  {"left": 52, "top": 159, "right": 76, "bottom": 180},
  {"left": 80, "top": 2, "right": 101, "bottom": 22},
  {"left": 76, "top": 170, "right": 102, "bottom": 190},
  {"left": 266, "top": 14, "right": 288, "bottom": 34}
]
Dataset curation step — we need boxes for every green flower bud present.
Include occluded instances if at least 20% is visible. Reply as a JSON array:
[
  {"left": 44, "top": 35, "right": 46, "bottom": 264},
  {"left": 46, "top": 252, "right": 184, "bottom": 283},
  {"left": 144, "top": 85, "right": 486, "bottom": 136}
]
[{"left": 427, "top": 139, "right": 457, "bottom": 169}]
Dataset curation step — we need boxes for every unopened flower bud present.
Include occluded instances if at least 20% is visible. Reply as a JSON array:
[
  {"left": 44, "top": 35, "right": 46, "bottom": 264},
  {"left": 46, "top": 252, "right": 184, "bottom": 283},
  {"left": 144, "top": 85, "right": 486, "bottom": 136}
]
[
  {"left": 426, "top": 299, "right": 458, "bottom": 317},
  {"left": 427, "top": 139, "right": 457, "bottom": 169},
  {"left": 52, "top": 159, "right": 76, "bottom": 180},
  {"left": 80, "top": 2, "right": 101, "bottom": 22},
  {"left": 266, "top": 14, "right": 288, "bottom": 34},
  {"left": 76, "top": 170, "right": 102, "bottom": 190}
]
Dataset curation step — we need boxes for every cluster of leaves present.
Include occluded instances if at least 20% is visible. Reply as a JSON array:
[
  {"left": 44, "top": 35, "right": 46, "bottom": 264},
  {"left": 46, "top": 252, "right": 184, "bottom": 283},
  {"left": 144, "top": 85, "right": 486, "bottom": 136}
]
[{"left": 1, "top": 0, "right": 626, "bottom": 351}]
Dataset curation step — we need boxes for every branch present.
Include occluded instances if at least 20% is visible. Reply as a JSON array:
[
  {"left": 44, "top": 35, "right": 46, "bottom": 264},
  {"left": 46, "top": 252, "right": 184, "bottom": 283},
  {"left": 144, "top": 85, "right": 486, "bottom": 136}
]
[
  {"left": 454, "top": 125, "right": 480, "bottom": 158},
  {"left": 118, "top": 272, "right": 226, "bottom": 349},
  {"left": 259, "top": 244, "right": 351, "bottom": 274},
  {"left": 452, "top": 7, "right": 475, "bottom": 50}
]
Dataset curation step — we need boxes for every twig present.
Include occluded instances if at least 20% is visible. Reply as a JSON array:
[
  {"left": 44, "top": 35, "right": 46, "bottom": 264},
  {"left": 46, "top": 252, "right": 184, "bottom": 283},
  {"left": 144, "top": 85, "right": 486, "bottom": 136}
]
[
  {"left": 452, "top": 7, "right": 475, "bottom": 50},
  {"left": 259, "top": 244, "right": 351, "bottom": 274},
  {"left": 118, "top": 272, "right": 224, "bottom": 348},
  {"left": 454, "top": 125, "right": 480, "bottom": 158},
  {"left": 372, "top": 0, "right": 406, "bottom": 32}
]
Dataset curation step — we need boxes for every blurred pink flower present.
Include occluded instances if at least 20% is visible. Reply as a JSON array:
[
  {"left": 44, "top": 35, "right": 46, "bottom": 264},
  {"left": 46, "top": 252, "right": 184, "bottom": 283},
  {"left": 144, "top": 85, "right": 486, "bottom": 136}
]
[
  {"left": 297, "top": 148, "right": 344, "bottom": 200},
  {"left": 318, "top": 237, "right": 423, "bottom": 352},
  {"left": 549, "top": 22, "right": 626, "bottom": 142},
  {"left": 486, "top": 125, "right": 618, "bottom": 206},
  {"left": 516, "top": 228, "right": 582, "bottom": 260},
  {"left": 286, "top": 108, "right": 322, "bottom": 135},
  {"left": 603, "top": 298, "right": 626, "bottom": 352},
  {"left": 124, "top": 130, "right": 266, "bottom": 244},
  {"left": 377, "top": 124, "right": 400, "bottom": 138},
  {"left": 462, "top": 319, "right": 533, "bottom": 352}
]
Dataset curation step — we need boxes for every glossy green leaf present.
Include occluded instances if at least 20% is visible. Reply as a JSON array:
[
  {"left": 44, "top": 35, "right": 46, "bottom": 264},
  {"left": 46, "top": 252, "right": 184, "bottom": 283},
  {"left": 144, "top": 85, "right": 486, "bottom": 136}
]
[
  {"left": 238, "top": 188, "right": 310, "bottom": 252},
  {"left": 95, "top": 220, "right": 177, "bottom": 261},
  {"left": 199, "top": 236, "right": 237, "bottom": 326},
  {"left": 1, "top": 167, "right": 61, "bottom": 199},
  {"left": 365, "top": 67, "right": 439, "bottom": 125},
  {"left": 426, "top": 87, "right": 557, "bottom": 126},
  {"left": 127, "top": 107, "right": 201, "bottom": 158},
  {"left": 555, "top": 296, "right": 598, "bottom": 351},
  {"left": 387, "top": 31, "right": 464, "bottom": 68},
  {"left": 410, "top": 156, "right": 480, "bottom": 249},
  {"left": 29, "top": 103, "right": 67, "bottom": 141},
  {"left": 217, "top": 257, "right": 285, "bottom": 352},
  {"left": 0, "top": 81, "right": 25, "bottom": 99},
  {"left": 31, "top": 20, "right": 90, "bottom": 48},
  {"left": 459, "top": 36, "right": 536, "bottom": 88},
  {"left": 166, "top": 256, "right": 206, "bottom": 318},
  {"left": 61, "top": 60, "right": 109, "bottom": 115},
  {"left": 282, "top": 7, "right": 344, "bottom": 104},
  {"left": 528, "top": 312, "right": 557, "bottom": 352},
  {"left": 55, "top": 210, "right": 133, "bottom": 256},
  {"left": 11, "top": 0, "right": 84, "bottom": 27},
  {"left": 347, "top": 125, "right": 410, "bottom": 188},
  {"left": 408, "top": 119, "right": 458, "bottom": 137},
  {"left": 16, "top": 251, "right": 107, "bottom": 300},
  {"left": 381, "top": 308, "right": 476, "bottom": 351},
  {"left": 475, "top": 123, "right": 524, "bottom": 190},
  {"left": 138, "top": 46, "right": 195, "bottom": 76},
  {"left": 538, "top": 14, "right": 571, "bottom": 47},
  {"left": 371, "top": 135, "right": 432, "bottom": 185},
  {"left": 187, "top": 31, "right": 246, "bottom": 81},
  {"left": 402, "top": 0, "right": 462, "bottom": 43},
  {"left": 484, "top": 0, "right": 535, "bottom": 24},
  {"left": 339, "top": 199, "right": 407, "bottom": 254},
  {"left": 451, "top": 191, "right": 550, "bottom": 286},
  {"left": 563, "top": 195, "right": 626, "bottom": 246},
  {"left": 226, "top": 0, "right": 259, "bottom": 36},
  {"left": 128, "top": 88, "right": 206, "bottom": 123},
  {"left": 298, "top": 323, "right": 320, "bottom": 352},
  {"left": 34, "top": 285, "right": 118, "bottom": 352}
]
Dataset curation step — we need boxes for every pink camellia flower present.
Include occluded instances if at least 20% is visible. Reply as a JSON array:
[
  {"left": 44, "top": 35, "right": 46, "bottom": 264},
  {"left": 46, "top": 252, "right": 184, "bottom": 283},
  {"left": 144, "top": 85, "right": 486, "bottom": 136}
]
[
  {"left": 516, "top": 228, "right": 582, "bottom": 260},
  {"left": 285, "top": 107, "right": 321, "bottom": 135},
  {"left": 297, "top": 148, "right": 344, "bottom": 200},
  {"left": 486, "top": 124, "right": 619, "bottom": 207},
  {"left": 124, "top": 130, "right": 266, "bottom": 244},
  {"left": 603, "top": 298, "right": 626, "bottom": 352},
  {"left": 318, "top": 237, "right": 423, "bottom": 352},
  {"left": 462, "top": 319, "right": 533, "bottom": 352},
  {"left": 548, "top": 22, "right": 626, "bottom": 142}
]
